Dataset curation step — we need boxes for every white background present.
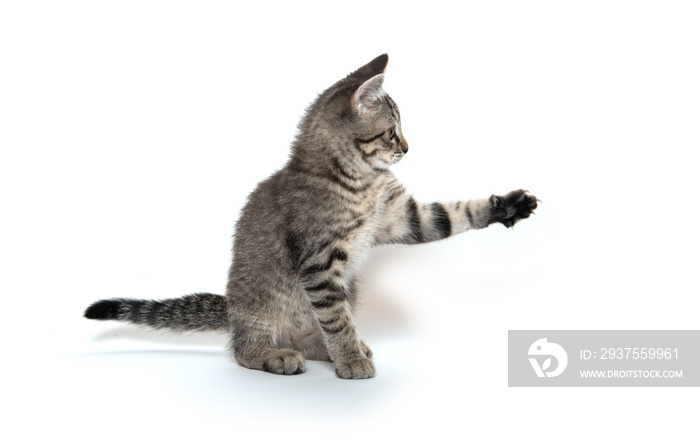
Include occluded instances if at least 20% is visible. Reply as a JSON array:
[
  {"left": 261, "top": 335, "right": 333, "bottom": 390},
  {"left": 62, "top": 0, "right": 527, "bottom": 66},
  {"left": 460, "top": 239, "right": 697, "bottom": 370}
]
[{"left": 1, "top": 1, "right": 699, "bottom": 443}]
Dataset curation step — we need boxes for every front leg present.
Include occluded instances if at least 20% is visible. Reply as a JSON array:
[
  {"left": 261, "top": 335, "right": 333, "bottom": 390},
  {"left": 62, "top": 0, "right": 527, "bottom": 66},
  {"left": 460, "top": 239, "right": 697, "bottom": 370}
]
[
  {"left": 300, "top": 260, "right": 375, "bottom": 379},
  {"left": 376, "top": 184, "right": 538, "bottom": 245}
]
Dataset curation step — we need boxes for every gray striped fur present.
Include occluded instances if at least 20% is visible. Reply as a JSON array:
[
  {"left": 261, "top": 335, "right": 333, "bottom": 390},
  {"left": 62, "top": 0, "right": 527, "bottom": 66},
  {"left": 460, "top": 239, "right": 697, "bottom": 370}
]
[{"left": 84, "top": 54, "right": 538, "bottom": 379}]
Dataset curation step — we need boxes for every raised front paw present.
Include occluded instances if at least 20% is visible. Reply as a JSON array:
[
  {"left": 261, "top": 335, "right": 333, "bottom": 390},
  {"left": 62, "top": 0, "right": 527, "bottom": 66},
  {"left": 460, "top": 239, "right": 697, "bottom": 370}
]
[
  {"left": 335, "top": 355, "right": 376, "bottom": 379},
  {"left": 488, "top": 190, "right": 538, "bottom": 228}
]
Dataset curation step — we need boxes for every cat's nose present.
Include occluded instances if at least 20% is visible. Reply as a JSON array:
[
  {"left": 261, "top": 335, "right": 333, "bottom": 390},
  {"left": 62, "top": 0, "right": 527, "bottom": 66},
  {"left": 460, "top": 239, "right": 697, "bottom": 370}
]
[{"left": 400, "top": 136, "right": 409, "bottom": 154}]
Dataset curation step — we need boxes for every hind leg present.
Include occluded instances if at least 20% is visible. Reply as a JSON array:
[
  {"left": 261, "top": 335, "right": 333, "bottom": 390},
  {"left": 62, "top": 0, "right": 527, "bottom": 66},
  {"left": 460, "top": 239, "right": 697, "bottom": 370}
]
[
  {"left": 253, "top": 348, "right": 306, "bottom": 375},
  {"left": 228, "top": 321, "right": 306, "bottom": 375},
  {"left": 232, "top": 343, "right": 306, "bottom": 375},
  {"left": 295, "top": 330, "right": 331, "bottom": 362}
]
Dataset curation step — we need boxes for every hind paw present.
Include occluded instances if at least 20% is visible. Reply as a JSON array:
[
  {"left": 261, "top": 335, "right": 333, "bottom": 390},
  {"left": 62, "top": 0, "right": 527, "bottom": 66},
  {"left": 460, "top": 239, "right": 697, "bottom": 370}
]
[{"left": 261, "top": 350, "right": 306, "bottom": 375}]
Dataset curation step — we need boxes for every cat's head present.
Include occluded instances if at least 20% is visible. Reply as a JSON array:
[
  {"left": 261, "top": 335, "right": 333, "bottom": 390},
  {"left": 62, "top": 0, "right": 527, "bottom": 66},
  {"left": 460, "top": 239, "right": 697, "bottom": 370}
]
[
  {"left": 300, "top": 54, "right": 409, "bottom": 171},
  {"left": 346, "top": 55, "right": 409, "bottom": 170}
]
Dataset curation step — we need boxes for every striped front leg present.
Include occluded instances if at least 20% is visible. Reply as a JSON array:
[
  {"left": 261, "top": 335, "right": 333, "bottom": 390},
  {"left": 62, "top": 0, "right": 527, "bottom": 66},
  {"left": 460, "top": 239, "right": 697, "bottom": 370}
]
[
  {"left": 301, "top": 257, "right": 375, "bottom": 379},
  {"left": 377, "top": 188, "right": 538, "bottom": 245}
]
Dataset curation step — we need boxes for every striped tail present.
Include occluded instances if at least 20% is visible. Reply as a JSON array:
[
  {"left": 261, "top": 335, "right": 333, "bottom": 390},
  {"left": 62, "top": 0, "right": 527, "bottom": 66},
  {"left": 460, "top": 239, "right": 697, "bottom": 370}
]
[{"left": 84, "top": 293, "right": 228, "bottom": 332}]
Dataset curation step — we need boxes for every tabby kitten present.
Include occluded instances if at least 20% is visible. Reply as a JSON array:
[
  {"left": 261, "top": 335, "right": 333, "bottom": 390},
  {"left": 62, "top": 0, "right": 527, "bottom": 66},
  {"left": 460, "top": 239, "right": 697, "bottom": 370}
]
[{"left": 85, "top": 54, "right": 538, "bottom": 379}]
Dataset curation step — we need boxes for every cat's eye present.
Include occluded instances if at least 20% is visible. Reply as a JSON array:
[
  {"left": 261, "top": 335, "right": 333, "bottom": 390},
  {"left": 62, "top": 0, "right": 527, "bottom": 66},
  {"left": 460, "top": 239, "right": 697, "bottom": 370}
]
[{"left": 387, "top": 128, "right": 396, "bottom": 140}]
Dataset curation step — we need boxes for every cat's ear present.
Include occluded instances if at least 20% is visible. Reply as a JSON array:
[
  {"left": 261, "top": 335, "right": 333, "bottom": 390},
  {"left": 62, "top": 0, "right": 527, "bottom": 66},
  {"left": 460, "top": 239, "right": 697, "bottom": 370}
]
[
  {"left": 350, "top": 54, "right": 389, "bottom": 84},
  {"left": 352, "top": 73, "right": 385, "bottom": 114},
  {"left": 363, "top": 54, "right": 389, "bottom": 77}
]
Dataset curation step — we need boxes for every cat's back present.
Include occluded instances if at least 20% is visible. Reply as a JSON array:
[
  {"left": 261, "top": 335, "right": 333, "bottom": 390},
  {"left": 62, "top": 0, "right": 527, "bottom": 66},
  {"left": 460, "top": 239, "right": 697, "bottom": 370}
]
[
  {"left": 233, "top": 160, "right": 392, "bottom": 269},
  {"left": 231, "top": 164, "right": 329, "bottom": 261},
  {"left": 235, "top": 162, "right": 332, "bottom": 231},
  {"left": 233, "top": 168, "right": 288, "bottom": 248}
]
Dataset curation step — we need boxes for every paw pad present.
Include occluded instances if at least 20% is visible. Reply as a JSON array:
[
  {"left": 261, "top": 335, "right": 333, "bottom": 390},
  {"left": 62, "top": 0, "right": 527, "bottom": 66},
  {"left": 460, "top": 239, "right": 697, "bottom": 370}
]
[{"left": 488, "top": 190, "right": 538, "bottom": 228}]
